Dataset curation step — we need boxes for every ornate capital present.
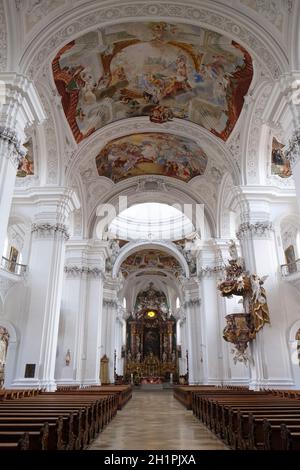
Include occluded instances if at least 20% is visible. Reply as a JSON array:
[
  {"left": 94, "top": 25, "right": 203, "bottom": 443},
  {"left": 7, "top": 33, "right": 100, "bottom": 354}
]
[
  {"left": 64, "top": 265, "right": 104, "bottom": 279},
  {"left": 236, "top": 221, "right": 273, "bottom": 240},
  {"left": 31, "top": 223, "right": 70, "bottom": 241},
  {"left": 0, "top": 126, "right": 26, "bottom": 167},
  {"left": 285, "top": 128, "right": 300, "bottom": 167},
  {"left": 199, "top": 265, "right": 224, "bottom": 279},
  {"left": 184, "top": 298, "right": 201, "bottom": 309},
  {"left": 103, "top": 299, "right": 118, "bottom": 308}
]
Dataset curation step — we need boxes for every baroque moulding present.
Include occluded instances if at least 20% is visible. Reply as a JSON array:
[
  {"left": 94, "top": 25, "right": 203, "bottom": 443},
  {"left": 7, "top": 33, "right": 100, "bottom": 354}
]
[
  {"left": 27, "top": 2, "right": 281, "bottom": 80},
  {"left": 236, "top": 221, "right": 274, "bottom": 240},
  {"left": 246, "top": 83, "right": 273, "bottom": 182},
  {"left": 0, "top": 127, "right": 26, "bottom": 166},
  {"left": 68, "top": 117, "right": 235, "bottom": 182},
  {"left": 0, "top": 278, "right": 16, "bottom": 303},
  {"left": 183, "top": 298, "right": 201, "bottom": 308},
  {"left": 38, "top": 90, "right": 59, "bottom": 185},
  {"left": 64, "top": 265, "right": 104, "bottom": 278},
  {"left": 31, "top": 223, "right": 70, "bottom": 240},
  {"left": 0, "top": 0, "right": 7, "bottom": 72},
  {"left": 198, "top": 266, "right": 225, "bottom": 279},
  {"left": 285, "top": 128, "right": 300, "bottom": 167},
  {"left": 103, "top": 299, "right": 118, "bottom": 308}
]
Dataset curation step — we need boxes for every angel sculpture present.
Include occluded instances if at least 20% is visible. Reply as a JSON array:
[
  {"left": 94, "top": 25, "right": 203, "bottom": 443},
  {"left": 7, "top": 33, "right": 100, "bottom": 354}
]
[
  {"left": 249, "top": 274, "right": 270, "bottom": 333},
  {"left": 250, "top": 274, "right": 268, "bottom": 304}
]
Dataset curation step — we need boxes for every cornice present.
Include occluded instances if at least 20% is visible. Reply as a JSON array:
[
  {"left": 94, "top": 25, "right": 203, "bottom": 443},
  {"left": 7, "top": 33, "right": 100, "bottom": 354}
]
[
  {"left": 64, "top": 264, "right": 105, "bottom": 279},
  {"left": 31, "top": 223, "right": 70, "bottom": 241},
  {"left": 236, "top": 221, "right": 274, "bottom": 240}
]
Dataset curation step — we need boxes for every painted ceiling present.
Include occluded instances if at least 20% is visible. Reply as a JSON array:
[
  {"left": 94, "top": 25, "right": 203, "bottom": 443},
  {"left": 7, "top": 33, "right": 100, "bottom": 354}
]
[
  {"left": 52, "top": 22, "right": 253, "bottom": 143},
  {"left": 96, "top": 132, "right": 208, "bottom": 183},
  {"left": 121, "top": 249, "right": 182, "bottom": 277}
]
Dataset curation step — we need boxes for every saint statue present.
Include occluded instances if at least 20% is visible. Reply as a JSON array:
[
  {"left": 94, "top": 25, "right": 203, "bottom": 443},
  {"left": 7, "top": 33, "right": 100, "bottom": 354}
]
[{"left": 228, "top": 239, "right": 238, "bottom": 260}]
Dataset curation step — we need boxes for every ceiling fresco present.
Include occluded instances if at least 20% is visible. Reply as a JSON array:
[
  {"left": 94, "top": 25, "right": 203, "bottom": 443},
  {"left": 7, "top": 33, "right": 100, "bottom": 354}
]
[
  {"left": 96, "top": 132, "right": 208, "bottom": 183},
  {"left": 121, "top": 249, "right": 182, "bottom": 278},
  {"left": 52, "top": 22, "right": 253, "bottom": 143}
]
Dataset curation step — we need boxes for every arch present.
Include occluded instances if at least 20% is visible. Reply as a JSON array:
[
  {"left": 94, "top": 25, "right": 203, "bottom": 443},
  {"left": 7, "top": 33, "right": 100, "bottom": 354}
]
[
  {"left": 89, "top": 186, "right": 215, "bottom": 243},
  {"left": 273, "top": 213, "right": 300, "bottom": 266},
  {"left": 289, "top": 0, "right": 300, "bottom": 69},
  {"left": 20, "top": 1, "right": 287, "bottom": 81},
  {"left": 288, "top": 320, "right": 300, "bottom": 344},
  {"left": 0, "top": 319, "right": 17, "bottom": 343},
  {"left": 66, "top": 117, "right": 240, "bottom": 185},
  {"left": 112, "top": 240, "right": 189, "bottom": 279}
]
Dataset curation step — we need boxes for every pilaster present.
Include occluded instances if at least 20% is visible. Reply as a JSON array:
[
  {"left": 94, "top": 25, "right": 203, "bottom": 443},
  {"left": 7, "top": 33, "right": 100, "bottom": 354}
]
[
  {"left": 236, "top": 202, "right": 294, "bottom": 389},
  {"left": 12, "top": 190, "right": 78, "bottom": 390},
  {"left": 0, "top": 73, "right": 45, "bottom": 256}
]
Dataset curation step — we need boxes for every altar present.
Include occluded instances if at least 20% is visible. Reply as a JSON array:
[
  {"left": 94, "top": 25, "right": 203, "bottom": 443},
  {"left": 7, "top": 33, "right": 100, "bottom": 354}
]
[
  {"left": 141, "top": 376, "right": 163, "bottom": 384},
  {"left": 124, "top": 283, "right": 179, "bottom": 383}
]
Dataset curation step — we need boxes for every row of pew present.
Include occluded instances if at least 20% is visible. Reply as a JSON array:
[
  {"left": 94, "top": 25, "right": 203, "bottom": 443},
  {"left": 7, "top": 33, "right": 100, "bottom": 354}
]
[
  {"left": 0, "top": 385, "right": 132, "bottom": 450},
  {"left": 174, "top": 385, "right": 300, "bottom": 450}
]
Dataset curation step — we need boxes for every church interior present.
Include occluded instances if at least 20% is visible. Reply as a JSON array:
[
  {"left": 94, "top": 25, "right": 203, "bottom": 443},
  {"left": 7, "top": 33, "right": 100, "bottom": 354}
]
[{"left": 1, "top": 0, "right": 300, "bottom": 452}]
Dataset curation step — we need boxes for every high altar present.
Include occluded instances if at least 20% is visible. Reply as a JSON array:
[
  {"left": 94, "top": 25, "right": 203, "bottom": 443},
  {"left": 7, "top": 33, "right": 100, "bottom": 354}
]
[{"left": 125, "top": 283, "right": 178, "bottom": 383}]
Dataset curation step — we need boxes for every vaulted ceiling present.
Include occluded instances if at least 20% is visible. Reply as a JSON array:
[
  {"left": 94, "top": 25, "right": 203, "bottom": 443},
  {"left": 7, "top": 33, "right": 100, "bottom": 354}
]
[
  {"left": 52, "top": 21, "right": 253, "bottom": 143},
  {"left": 95, "top": 132, "right": 208, "bottom": 183}
]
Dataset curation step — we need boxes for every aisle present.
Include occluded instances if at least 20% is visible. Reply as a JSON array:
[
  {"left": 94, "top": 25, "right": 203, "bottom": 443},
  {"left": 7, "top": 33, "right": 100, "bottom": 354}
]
[{"left": 88, "top": 390, "right": 227, "bottom": 450}]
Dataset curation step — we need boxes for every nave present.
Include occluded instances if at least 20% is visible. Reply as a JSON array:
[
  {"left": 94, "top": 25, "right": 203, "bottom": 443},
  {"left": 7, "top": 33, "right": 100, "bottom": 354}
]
[{"left": 88, "top": 390, "right": 227, "bottom": 451}]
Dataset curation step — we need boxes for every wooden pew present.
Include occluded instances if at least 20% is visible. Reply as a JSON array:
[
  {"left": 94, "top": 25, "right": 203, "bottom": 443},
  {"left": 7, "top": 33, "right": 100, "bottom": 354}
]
[{"left": 281, "top": 424, "right": 300, "bottom": 450}]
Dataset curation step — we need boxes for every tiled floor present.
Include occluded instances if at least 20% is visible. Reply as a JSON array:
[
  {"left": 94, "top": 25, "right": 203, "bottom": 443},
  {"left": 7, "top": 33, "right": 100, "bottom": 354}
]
[{"left": 88, "top": 390, "right": 227, "bottom": 450}]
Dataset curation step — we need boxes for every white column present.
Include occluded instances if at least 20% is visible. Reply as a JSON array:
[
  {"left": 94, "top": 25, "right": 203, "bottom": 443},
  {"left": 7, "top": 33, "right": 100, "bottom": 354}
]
[
  {"left": 183, "top": 279, "right": 203, "bottom": 385},
  {"left": 101, "top": 275, "right": 122, "bottom": 383},
  {"left": 13, "top": 190, "right": 78, "bottom": 390},
  {"left": 81, "top": 242, "right": 108, "bottom": 386},
  {"left": 55, "top": 265, "right": 88, "bottom": 386},
  {"left": 82, "top": 271, "right": 105, "bottom": 386},
  {"left": 115, "top": 314, "right": 124, "bottom": 376},
  {"left": 200, "top": 272, "right": 223, "bottom": 385},
  {"left": 177, "top": 316, "right": 187, "bottom": 376},
  {"left": 0, "top": 74, "right": 45, "bottom": 256},
  {"left": 101, "top": 299, "right": 118, "bottom": 383},
  {"left": 55, "top": 241, "right": 108, "bottom": 386},
  {"left": 237, "top": 213, "right": 294, "bottom": 389}
]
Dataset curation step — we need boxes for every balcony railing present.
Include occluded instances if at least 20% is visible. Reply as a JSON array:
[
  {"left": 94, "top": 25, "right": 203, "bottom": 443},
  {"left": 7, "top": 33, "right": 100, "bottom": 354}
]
[
  {"left": 281, "top": 259, "right": 300, "bottom": 277},
  {"left": 1, "top": 256, "right": 27, "bottom": 276}
]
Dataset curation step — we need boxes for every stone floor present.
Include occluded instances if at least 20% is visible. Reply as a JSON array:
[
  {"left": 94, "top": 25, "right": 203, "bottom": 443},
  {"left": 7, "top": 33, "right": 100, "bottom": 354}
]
[{"left": 88, "top": 390, "right": 228, "bottom": 450}]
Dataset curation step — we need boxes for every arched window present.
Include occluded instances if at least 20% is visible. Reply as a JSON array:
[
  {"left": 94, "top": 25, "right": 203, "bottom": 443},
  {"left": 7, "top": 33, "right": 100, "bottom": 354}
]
[
  {"left": 176, "top": 297, "right": 181, "bottom": 309},
  {"left": 123, "top": 297, "right": 127, "bottom": 309}
]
